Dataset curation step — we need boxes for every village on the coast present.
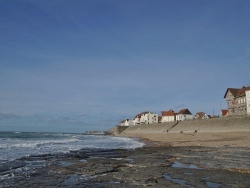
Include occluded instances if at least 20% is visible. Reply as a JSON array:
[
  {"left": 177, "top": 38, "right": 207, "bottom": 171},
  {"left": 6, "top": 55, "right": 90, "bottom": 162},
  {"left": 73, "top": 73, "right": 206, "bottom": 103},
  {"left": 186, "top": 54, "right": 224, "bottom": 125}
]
[{"left": 119, "top": 86, "right": 250, "bottom": 126}]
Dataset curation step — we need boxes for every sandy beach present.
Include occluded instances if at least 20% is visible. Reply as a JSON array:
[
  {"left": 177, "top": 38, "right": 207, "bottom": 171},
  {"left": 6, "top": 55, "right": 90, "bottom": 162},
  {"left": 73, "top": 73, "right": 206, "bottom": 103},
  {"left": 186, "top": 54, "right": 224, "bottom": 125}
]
[
  {"left": 120, "top": 131, "right": 250, "bottom": 147},
  {"left": 113, "top": 116, "right": 250, "bottom": 147}
]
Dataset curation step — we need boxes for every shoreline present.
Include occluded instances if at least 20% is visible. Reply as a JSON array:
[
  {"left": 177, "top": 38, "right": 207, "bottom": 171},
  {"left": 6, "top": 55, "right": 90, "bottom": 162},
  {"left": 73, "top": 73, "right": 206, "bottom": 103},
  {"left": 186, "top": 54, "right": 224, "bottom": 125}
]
[
  {"left": 121, "top": 131, "right": 250, "bottom": 148},
  {"left": 111, "top": 116, "right": 250, "bottom": 148},
  {"left": 2, "top": 138, "right": 250, "bottom": 187}
]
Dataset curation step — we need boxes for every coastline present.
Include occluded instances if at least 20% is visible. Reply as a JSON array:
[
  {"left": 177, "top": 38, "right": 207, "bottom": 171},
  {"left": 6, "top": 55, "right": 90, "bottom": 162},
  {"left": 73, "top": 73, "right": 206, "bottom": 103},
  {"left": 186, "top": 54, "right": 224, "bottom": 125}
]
[
  {"left": 120, "top": 131, "right": 250, "bottom": 148},
  {"left": 112, "top": 116, "right": 250, "bottom": 147},
  {"left": 2, "top": 122, "right": 250, "bottom": 187},
  {"left": 2, "top": 137, "right": 250, "bottom": 187}
]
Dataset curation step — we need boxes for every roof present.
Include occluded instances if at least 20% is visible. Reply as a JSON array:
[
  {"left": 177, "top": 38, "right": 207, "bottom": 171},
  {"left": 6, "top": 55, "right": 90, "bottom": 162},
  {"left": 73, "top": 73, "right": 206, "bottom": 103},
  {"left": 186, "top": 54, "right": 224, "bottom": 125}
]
[
  {"left": 135, "top": 111, "right": 157, "bottom": 118},
  {"left": 221, "top": 109, "right": 228, "bottom": 116},
  {"left": 177, "top": 108, "right": 192, "bottom": 115},
  {"left": 195, "top": 112, "right": 205, "bottom": 119},
  {"left": 162, "top": 109, "right": 175, "bottom": 116},
  {"left": 224, "top": 86, "right": 250, "bottom": 98},
  {"left": 195, "top": 112, "right": 205, "bottom": 116}
]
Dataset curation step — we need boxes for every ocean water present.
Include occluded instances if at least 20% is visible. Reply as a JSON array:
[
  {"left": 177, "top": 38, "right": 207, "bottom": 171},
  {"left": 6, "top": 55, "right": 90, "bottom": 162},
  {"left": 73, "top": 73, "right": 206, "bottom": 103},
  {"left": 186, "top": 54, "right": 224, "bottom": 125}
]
[{"left": 0, "top": 131, "right": 144, "bottom": 164}]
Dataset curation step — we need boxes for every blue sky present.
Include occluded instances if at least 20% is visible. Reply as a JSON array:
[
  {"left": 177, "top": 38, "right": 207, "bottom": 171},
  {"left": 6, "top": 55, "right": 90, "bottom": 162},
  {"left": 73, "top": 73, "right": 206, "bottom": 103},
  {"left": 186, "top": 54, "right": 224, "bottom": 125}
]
[{"left": 0, "top": 0, "right": 250, "bottom": 133}]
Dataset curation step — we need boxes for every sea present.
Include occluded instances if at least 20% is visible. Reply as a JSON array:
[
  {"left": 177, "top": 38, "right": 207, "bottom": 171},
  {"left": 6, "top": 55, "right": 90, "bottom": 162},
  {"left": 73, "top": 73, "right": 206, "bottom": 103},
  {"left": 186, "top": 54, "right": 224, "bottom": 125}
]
[{"left": 0, "top": 131, "right": 144, "bottom": 185}]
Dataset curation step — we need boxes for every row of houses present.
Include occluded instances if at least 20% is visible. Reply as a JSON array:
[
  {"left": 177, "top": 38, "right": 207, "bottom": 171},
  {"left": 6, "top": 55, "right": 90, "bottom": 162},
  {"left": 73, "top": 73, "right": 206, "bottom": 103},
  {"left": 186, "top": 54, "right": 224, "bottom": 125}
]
[
  {"left": 119, "top": 86, "right": 250, "bottom": 126},
  {"left": 120, "top": 109, "right": 195, "bottom": 126}
]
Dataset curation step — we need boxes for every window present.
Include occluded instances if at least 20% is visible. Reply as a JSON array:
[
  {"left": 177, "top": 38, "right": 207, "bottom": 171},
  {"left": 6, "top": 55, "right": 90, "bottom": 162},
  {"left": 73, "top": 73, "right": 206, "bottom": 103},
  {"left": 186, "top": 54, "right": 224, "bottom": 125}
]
[{"left": 228, "top": 101, "right": 232, "bottom": 105}]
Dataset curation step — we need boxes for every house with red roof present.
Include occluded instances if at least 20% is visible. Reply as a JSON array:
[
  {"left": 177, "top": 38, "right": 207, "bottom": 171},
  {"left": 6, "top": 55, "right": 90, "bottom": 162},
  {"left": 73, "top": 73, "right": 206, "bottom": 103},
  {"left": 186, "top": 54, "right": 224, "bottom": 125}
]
[
  {"left": 224, "top": 86, "right": 250, "bottom": 116},
  {"left": 161, "top": 109, "right": 176, "bottom": 122},
  {"left": 220, "top": 109, "right": 228, "bottom": 117},
  {"left": 194, "top": 112, "right": 210, "bottom": 120},
  {"left": 133, "top": 113, "right": 142, "bottom": 125},
  {"left": 176, "top": 108, "right": 193, "bottom": 121}
]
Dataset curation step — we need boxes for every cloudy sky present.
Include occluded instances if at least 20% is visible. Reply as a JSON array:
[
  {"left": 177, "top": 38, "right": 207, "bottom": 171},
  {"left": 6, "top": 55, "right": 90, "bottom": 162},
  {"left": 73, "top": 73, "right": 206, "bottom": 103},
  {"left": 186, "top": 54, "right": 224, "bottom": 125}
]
[{"left": 0, "top": 0, "right": 250, "bottom": 133}]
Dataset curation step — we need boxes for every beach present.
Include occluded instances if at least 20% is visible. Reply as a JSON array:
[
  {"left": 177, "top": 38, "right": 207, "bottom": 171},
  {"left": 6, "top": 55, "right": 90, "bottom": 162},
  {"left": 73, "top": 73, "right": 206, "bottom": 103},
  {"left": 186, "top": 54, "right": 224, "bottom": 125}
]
[
  {"left": 3, "top": 144, "right": 250, "bottom": 187},
  {"left": 114, "top": 116, "right": 250, "bottom": 147},
  {"left": 1, "top": 117, "right": 250, "bottom": 187},
  {"left": 120, "top": 131, "right": 250, "bottom": 147}
]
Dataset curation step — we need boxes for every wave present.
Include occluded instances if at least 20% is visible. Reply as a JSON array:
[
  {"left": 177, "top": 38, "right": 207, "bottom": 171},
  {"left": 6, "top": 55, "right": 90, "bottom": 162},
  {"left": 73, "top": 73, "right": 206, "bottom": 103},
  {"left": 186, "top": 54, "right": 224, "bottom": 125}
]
[{"left": 0, "top": 138, "right": 80, "bottom": 149}]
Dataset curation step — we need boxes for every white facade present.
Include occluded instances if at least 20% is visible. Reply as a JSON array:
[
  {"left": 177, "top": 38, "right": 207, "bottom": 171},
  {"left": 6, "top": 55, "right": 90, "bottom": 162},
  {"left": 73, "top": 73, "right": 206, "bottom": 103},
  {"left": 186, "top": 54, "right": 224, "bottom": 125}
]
[
  {"left": 133, "top": 116, "right": 141, "bottom": 125},
  {"left": 246, "top": 90, "right": 250, "bottom": 115},
  {"left": 202, "top": 114, "right": 210, "bottom": 119},
  {"left": 176, "top": 114, "right": 193, "bottom": 121},
  {"left": 140, "top": 112, "right": 158, "bottom": 124},
  {"left": 161, "top": 116, "right": 175, "bottom": 122},
  {"left": 120, "top": 119, "right": 133, "bottom": 126}
]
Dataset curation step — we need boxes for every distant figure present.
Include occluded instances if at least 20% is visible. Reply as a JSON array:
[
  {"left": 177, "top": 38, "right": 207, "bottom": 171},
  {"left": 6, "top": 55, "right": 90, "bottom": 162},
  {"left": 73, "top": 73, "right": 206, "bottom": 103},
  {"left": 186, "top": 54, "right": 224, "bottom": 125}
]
[{"left": 194, "top": 130, "right": 197, "bottom": 133}]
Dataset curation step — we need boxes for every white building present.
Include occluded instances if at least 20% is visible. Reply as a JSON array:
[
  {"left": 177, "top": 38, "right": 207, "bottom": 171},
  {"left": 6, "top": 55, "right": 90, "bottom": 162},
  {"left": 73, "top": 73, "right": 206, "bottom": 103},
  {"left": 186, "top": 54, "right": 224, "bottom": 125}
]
[
  {"left": 133, "top": 114, "right": 142, "bottom": 125},
  {"left": 120, "top": 119, "right": 133, "bottom": 126},
  {"left": 176, "top": 109, "right": 193, "bottom": 121},
  {"left": 194, "top": 112, "right": 210, "bottom": 120},
  {"left": 246, "top": 90, "right": 250, "bottom": 115},
  {"left": 161, "top": 109, "right": 176, "bottom": 122},
  {"left": 138, "top": 111, "right": 158, "bottom": 125}
]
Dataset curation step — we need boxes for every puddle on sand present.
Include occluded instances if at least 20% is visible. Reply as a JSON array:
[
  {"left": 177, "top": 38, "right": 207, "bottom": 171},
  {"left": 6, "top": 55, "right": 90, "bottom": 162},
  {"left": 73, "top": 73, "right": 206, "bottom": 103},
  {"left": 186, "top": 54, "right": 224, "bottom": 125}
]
[
  {"left": 63, "top": 174, "right": 80, "bottom": 186},
  {"left": 58, "top": 161, "right": 75, "bottom": 167},
  {"left": 163, "top": 173, "right": 194, "bottom": 188},
  {"left": 171, "top": 161, "right": 201, "bottom": 169},
  {"left": 80, "top": 159, "right": 88, "bottom": 163},
  {"left": 206, "top": 181, "right": 223, "bottom": 188},
  {"left": 202, "top": 177, "right": 223, "bottom": 188}
]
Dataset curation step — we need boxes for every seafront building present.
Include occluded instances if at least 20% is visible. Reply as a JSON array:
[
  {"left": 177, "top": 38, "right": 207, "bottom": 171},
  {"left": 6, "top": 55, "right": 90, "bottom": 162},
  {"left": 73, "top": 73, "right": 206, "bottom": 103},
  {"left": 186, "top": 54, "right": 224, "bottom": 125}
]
[
  {"left": 246, "top": 90, "right": 250, "bottom": 115},
  {"left": 224, "top": 86, "right": 250, "bottom": 116},
  {"left": 132, "top": 111, "right": 158, "bottom": 125},
  {"left": 194, "top": 112, "right": 210, "bottom": 120},
  {"left": 161, "top": 109, "right": 176, "bottom": 122},
  {"left": 139, "top": 111, "right": 158, "bottom": 124},
  {"left": 176, "top": 108, "right": 193, "bottom": 121},
  {"left": 120, "top": 119, "right": 133, "bottom": 126}
]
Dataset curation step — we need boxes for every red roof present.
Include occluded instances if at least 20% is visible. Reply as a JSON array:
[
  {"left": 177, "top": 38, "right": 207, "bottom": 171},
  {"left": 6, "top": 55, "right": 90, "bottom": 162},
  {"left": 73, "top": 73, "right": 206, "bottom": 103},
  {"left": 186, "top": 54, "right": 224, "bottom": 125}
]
[
  {"left": 177, "top": 108, "right": 192, "bottom": 115},
  {"left": 162, "top": 109, "right": 175, "bottom": 116},
  {"left": 221, "top": 109, "right": 228, "bottom": 116},
  {"left": 224, "top": 86, "right": 250, "bottom": 98}
]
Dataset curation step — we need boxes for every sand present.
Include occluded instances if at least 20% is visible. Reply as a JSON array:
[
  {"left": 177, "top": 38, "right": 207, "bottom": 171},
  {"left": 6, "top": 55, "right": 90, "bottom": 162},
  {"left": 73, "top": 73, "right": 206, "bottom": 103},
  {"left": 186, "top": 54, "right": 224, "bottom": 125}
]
[
  {"left": 113, "top": 116, "right": 250, "bottom": 147},
  {"left": 120, "top": 131, "right": 250, "bottom": 147}
]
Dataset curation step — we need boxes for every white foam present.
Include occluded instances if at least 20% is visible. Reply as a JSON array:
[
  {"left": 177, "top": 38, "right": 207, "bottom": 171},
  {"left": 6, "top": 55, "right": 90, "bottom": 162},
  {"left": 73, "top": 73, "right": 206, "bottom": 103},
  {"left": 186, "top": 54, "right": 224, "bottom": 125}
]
[{"left": 0, "top": 134, "right": 144, "bottom": 163}]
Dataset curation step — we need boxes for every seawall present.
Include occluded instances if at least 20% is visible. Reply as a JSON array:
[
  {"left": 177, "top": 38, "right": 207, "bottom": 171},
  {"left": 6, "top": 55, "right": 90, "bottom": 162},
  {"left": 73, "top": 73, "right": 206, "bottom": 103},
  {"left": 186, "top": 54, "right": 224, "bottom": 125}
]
[{"left": 111, "top": 116, "right": 250, "bottom": 135}]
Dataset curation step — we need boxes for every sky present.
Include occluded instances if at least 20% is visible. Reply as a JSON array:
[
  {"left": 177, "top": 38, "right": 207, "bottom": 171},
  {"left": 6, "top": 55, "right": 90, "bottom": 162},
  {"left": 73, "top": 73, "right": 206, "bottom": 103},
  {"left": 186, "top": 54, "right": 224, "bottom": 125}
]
[{"left": 0, "top": 0, "right": 250, "bottom": 133}]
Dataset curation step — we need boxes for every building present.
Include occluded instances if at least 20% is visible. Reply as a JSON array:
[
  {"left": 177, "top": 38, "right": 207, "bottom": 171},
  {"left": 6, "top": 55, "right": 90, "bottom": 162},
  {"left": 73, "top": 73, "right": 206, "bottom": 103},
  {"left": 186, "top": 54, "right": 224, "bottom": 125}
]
[
  {"left": 133, "top": 113, "right": 142, "bottom": 125},
  {"left": 176, "top": 108, "right": 193, "bottom": 121},
  {"left": 161, "top": 109, "right": 176, "bottom": 122},
  {"left": 120, "top": 119, "right": 133, "bottom": 126},
  {"left": 194, "top": 112, "right": 210, "bottom": 120},
  {"left": 220, "top": 109, "right": 228, "bottom": 117},
  {"left": 138, "top": 111, "right": 158, "bottom": 125},
  {"left": 246, "top": 90, "right": 250, "bottom": 115},
  {"left": 224, "top": 86, "right": 250, "bottom": 116}
]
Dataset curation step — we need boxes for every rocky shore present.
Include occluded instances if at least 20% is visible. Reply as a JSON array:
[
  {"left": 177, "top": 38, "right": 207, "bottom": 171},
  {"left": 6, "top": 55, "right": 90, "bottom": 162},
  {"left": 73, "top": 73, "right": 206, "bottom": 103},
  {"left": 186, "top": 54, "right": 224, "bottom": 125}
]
[
  {"left": 1, "top": 117, "right": 250, "bottom": 187},
  {"left": 1, "top": 142, "right": 250, "bottom": 187}
]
